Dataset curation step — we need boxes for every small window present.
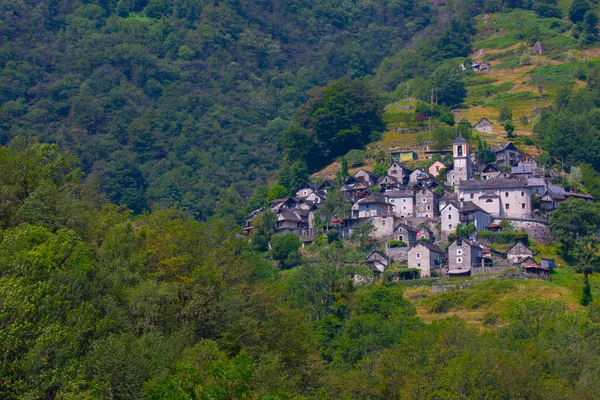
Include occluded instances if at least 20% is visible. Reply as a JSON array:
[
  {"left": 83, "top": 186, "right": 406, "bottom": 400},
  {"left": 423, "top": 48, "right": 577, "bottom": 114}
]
[
  {"left": 403, "top": 199, "right": 406, "bottom": 203},
  {"left": 486, "top": 199, "right": 493, "bottom": 203},
  {"left": 422, "top": 198, "right": 426, "bottom": 203},
  {"left": 470, "top": 193, "right": 474, "bottom": 199},
  {"left": 382, "top": 219, "right": 386, "bottom": 225},
  {"left": 521, "top": 191, "right": 524, "bottom": 196},
  {"left": 505, "top": 204, "right": 510, "bottom": 210},
  {"left": 416, "top": 253, "right": 421, "bottom": 260},
  {"left": 399, "top": 235, "right": 404, "bottom": 241},
  {"left": 505, "top": 192, "right": 509, "bottom": 198},
  {"left": 457, "top": 239, "right": 463, "bottom": 246},
  {"left": 448, "top": 215, "right": 452, "bottom": 220},
  {"left": 457, "top": 257, "right": 463, "bottom": 264},
  {"left": 427, "top": 206, "right": 431, "bottom": 211},
  {"left": 402, "top": 206, "right": 406, "bottom": 210},
  {"left": 457, "top": 249, "right": 463, "bottom": 255},
  {"left": 448, "top": 224, "right": 452, "bottom": 229},
  {"left": 522, "top": 203, "right": 526, "bottom": 209}
]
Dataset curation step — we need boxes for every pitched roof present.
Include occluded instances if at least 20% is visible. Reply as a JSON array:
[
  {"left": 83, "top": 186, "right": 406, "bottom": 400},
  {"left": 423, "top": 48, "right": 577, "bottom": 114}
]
[
  {"left": 493, "top": 142, "right": 519, "bottom": 153},
  {"left": 479, "top": 190, "right": 499, "bottom": 198},
  {"left": 410, "top": 240, "right": 445, "bottom": 254},
  {"left": 454, "top": 134, "right": 468, "bottom": 144},
  {"left": 460, "top": 201, "right": 488, "bottom": 214},
  {"left": 482, "top": 164, "right": 501, "bottom": 173},
  {"left": 507, "top": 241, "right": 533, "bottom": 254},
  {"left": 357, "top": 193, "right": 391, "bottom": 205},
  {"left": 457, "top": 178, "right": 528, "bottom": 190},
  {"left": 440, "top": 191, "right": 458, "bottom": 202},
  {"left": 366, "top": 250, "right": 390, "bottom": 263},
  {"left": 474, "top": 118, "right": 492, "bottom": 126},
  {"left": 450, "top": 236, "right": 483, "bottom": 249},
  {"left": 566, "top": 192, "right": 595, "bottom": 200},
  {"left": 394, "top": 222, "right": 418, "bottom": 233},
  {"left": 384, "top": 189, "right": 414, "bottom": 198},
  {"left": 526, "top": 178, "right": 546, "bottom": 187}
]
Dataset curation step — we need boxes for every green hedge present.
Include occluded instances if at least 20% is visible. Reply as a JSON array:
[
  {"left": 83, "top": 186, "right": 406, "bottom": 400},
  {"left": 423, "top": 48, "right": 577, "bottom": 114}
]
[{"left": 478, "top": 230, "right": 529, "bottom": 245}]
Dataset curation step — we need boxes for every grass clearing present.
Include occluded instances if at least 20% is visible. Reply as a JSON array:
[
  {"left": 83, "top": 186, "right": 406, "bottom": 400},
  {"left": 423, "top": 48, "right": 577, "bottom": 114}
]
[{"left": 475, "top": 34, "right": 519, "bottom": 50}]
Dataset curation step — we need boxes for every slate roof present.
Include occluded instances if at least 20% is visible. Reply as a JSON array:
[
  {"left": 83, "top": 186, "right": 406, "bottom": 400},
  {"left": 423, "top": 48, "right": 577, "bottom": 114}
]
[
  {"left": 457, "top": 178, "right": 528, "bottom": 190},
  {"left": 450, "top": 236, "right": 484, "bottom": 249},
  {"left": 527, "top": 178, "right": 546, "bottom": 187},
  {"left": 454, "top": 134, "right": 468, "bottom": 144},
  {"left": 394, "top": 223, "right": 418, "bottom": 233},
  {"left": 385, "top": 189, "right": 414, "bottom": 198},
  {"left": 460, "top": 201, "right": 488, "bottom": 214},
  {"left": 358, "top": 193, "right": 391, "bottom": 205},
  {"left": 493, "top": 142, "right": 519, "bottom": 153},
  {"left": 410, "top": 240, "right": 445, "bottom": 254}
]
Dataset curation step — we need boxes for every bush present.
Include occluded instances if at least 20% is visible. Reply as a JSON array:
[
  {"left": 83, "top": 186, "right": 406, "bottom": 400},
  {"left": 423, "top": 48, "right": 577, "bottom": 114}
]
[{"left": 389, "top": 240, "right": 408, "bottom": 248}]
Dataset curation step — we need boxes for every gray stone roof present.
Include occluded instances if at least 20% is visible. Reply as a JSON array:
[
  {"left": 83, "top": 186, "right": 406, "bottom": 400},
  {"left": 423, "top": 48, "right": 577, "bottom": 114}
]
[
  {"left": 457, "top": 178, "right": 528, "bottom": 190},
  {"left": 385, "top": 189, "right": 414, "bottom": 198},
  {"left": 411, "top": 240, "right": 445, "bottom": 254},
  {"left": 460, "top": 201, "right": 488, "bottom": 214}
]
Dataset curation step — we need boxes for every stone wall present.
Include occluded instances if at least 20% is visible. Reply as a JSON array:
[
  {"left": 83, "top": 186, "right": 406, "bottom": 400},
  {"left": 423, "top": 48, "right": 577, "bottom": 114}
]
[
  {"left": 471, "top": 266, "right": 517, "bottom": 276},
  {"left": 386, "top": 247, "right": 408, "bottom": 263},
  {"left": 492, "top": 218, "right": 553, "bottom": 245}
]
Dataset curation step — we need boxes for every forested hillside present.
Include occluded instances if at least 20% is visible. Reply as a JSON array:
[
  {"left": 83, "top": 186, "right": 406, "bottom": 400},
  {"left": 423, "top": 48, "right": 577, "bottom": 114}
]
[
  {"left": 3, "top": 139, "right": 600, "bottom": 399},
  {"left": 0, "top": 0, "right": 448, "bottom": 217}
]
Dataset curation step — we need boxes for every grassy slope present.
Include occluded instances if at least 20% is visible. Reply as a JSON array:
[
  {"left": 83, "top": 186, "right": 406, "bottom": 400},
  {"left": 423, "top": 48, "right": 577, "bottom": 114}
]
[
  {"left": 313, "top": 10, "right": 600, "bottom": 180},
  {"left": 404, "top": 268, "right": 600, "bottom": 329}
]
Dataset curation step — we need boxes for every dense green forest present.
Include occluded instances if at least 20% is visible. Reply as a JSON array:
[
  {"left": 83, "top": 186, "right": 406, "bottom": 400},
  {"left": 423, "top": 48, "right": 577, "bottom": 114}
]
[
  {"left": 2, "top": 139, "right": 600, "bottom": 398},
  {"left": 0, "top": 0, "right": 445, "bottom": 217}
]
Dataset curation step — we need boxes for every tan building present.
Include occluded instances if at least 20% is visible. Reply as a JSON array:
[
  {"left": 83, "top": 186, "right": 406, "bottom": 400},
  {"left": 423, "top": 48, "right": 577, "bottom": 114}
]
[
  {"left": 407, "top": 241, "right": 445, "bottom": 278},
  {"left": 428, "top": 160, "right": 446, "bottom": 177}
]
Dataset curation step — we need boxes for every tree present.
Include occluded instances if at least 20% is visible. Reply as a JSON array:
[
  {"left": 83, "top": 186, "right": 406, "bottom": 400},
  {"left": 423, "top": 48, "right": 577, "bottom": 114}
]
[
  {"left": 337, "top": 158, "right": 349, "bottom": 184},
  {"left": 296, "top": 78, "right": 385, "bottom": 167},
  {"left": 215, "top": 186, "right": 246, "bottom": 225},
  {"left": 549, "top": 198, "right": 600, "bottom": 248},
  {"left": 431, "top": 127, "right": 454, "bottom": 150},
  {"left": 504, "top": 120, "right": 515, "bottom": 137},
  {"left": 372, "top": 162, "right": 387, "bottom": 177},
  {"left": 581, "top": 11, "right": 599, "bottom": 45},
  {"left": 349, "top": 222, "right": 376, "bottom": 251},
  {"left": 319, "top": 189, "right": 350, "bottom": 226},
  {"left": 571, "top": 236, "right": 599, "bottom": 303},
  {"left": 476, "top": 137, "right": 496, "bottom": 165},
  {"left": 430, "top": 62, "right": 467, "bottom": 107},
  {"left": 531, "top": 73, "right": 545, "bottom": 97},
  {"left": 270, "top": 233, "right": 302, "bottom": 269},
  {"left": 498, "top": 106, "right": 512, "bottom": 122},
  {"left": 267, "top": 185, "right": 289, "bottom": 202},
  {"left": 570, "top": 0, "right": 591, "bottom": 23}
]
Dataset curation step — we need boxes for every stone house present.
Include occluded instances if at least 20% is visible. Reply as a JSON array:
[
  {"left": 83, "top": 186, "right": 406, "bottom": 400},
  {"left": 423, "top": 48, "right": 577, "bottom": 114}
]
[
  {"left": 242, "top": 207, "right": 265, "bottom": 236},
  {"left": 394, "top": 222, "right": 418, "bottom": 246},
  {"left": 276, "top": 209, "right": 309, "bottom": 236},
  {"left": 365, "top": 251, "right": 390, "bottom": 274},
  {"left": 540, "top": 185, "right": 566, "bottom": 211},
  {"left": 527, "top": 178, "right": 547, "bottom": 196},
  {"left": 295, "top": 182, "right": 319, "bottom": 199},
  {"left": 474, "top": 118, "right": 493, "bottom": 133},
  {"left": 507, "top": 241, "right": 534, "bottom": 263},
  {"left": 354, "top": 169, "right": 378, "bottom": 186},
  {"left": 407, "top": 241, "right": 445, "bottom": 278},
  {"left": 350, "top": 193, "right": 393, "bottom": 219},
  {"left": 387, "top": 162, "right": 412, "bottom": 185},
  {"left": 385, "top": 189, "right": 415, "bottom": 218},
  {"left": 494, "top": 142, "right": 523, "bottom": 167},
  {"left": 448, "top": 237, "right": 484, "bottom": 276},
  {"left": 428, "top": 160, "right": 446, "bottom": 177},
  {"left": 457, "top": 178, "right": 532, "bottom": 219},
  {"left": 459, "top": 201, "right": 492, "bottom": 232},
  {"left": 532, "top": 42, "right": 545, "bottom": 54},
  {"left": 441, "top": 201, "right": 460, "bottom": 237},
  {"left": 417, "top": 225, "right": 434, "bottom": 242},
  {"left": 415, "top": 187, "right": 440, "bottom": 218},
  {"left": 378, "top": 175, "right": 400, "bottom": 191},
  {"left": 439, "top": 191, "right": 458, "bottom": 212},
  {"left": 481, "top": 164, "right": 502, "bottom": 180}
]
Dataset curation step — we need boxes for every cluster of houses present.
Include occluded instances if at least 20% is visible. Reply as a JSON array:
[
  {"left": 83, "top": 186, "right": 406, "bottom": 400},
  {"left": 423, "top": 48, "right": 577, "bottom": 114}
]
[{"left": 243, "top": 134, "right": 593, "bottom": 279}]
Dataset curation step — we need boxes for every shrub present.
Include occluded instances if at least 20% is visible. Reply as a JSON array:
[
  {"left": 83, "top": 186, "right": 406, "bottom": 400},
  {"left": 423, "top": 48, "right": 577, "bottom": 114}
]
[{"left": 389, "top": 240, "right": 408, "bottom": 248}]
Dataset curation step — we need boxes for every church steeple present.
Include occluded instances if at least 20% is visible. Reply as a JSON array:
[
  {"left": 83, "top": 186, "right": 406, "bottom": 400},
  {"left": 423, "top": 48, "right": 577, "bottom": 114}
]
[{"left": 453, "top": 134, "right": 468, "bottom": 159}]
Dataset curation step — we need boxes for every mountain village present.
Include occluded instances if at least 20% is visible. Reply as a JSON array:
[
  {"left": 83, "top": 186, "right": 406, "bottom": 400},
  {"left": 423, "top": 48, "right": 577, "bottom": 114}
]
[{"left": 243, "top": 134, "right": 594, "bottom": 280}]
